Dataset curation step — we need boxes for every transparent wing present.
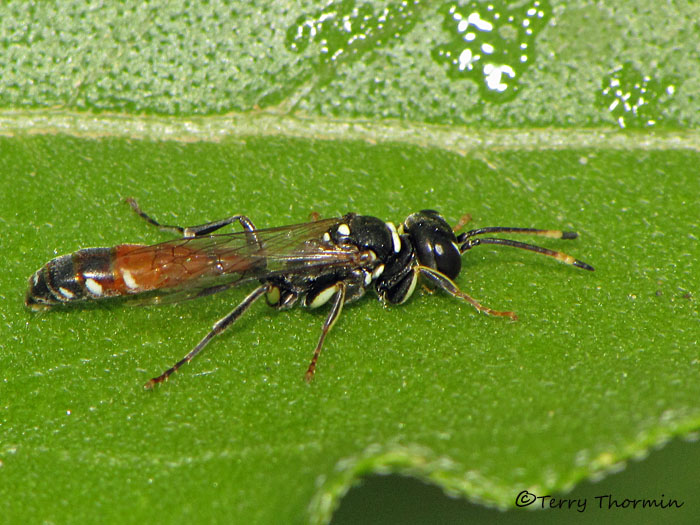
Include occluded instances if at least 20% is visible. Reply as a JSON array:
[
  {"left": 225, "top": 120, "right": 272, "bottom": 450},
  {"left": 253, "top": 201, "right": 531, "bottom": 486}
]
[{"left": 116, "top": 217, "right": 359, "bottom": 305}]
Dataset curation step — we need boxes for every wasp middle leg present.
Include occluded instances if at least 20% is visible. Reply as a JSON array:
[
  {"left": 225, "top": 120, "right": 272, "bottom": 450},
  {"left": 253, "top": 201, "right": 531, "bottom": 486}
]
[{"left": 305, "top": 281, "right": 347, "bottom": 382}]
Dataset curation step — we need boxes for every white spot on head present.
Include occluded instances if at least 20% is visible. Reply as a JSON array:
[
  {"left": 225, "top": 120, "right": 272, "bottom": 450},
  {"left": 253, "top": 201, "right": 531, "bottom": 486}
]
[
  {"left": 322, "top": 232, "right": 331, "bottom": 243},
  {"left": 337, "top": 223, "right": 350, "bottom": 236},
  {"left": 85, "top": 278, "right": 103, "bottom": 296},
  {"left": 386, "top": 222, "right": 401, "bottom": 253},
  {"left": 58, "top": 287, "right": 75, "bottom": 299},
  {"left": 121, "top": 269, "right": 138, "bottom": 290},
  {"left": 33, "top": 272, "right": 40, "bottom": 286},
  {"left": 435, "top": 243, "right": 444, "bottom": 256},
  {"left": 372, "top": 264, "right": 385, "bottom": 279},
  {"left": 363, "top": 271, "right": 372, "bottom": 286}
]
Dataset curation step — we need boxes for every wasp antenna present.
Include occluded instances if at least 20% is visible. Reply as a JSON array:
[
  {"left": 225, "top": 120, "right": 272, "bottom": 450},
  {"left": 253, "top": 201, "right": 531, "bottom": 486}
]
[
  {"left": 571, "top": 259, "right": 595, "bottom": 271},
  {"left": 461, "top": 237, "right": 594, "bottom": 271},
  {"left": 457, "top": 227, "right": 581, "bottom": 242}
]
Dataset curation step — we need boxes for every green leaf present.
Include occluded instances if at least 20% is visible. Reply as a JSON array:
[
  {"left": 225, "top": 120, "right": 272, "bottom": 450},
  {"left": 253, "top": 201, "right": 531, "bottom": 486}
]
[
  {"left": 3, "top": 132, "right": 699, "bottom": 523},
  {"left": 1, "top": 0, "right": 699, "bottom": 524}
]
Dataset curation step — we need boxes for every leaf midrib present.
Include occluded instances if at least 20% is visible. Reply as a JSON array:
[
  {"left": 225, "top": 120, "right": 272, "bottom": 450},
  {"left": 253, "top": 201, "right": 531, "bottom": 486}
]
[{"left": 2, "top": 109, "right": 699, "bottom": 152}]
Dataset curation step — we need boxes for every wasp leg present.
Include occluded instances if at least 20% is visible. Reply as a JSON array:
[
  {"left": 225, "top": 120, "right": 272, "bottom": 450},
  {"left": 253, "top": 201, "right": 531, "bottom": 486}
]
[
  {"left": 144, "top": 284, "right": 269, "bottom": 389},
  {"left": 125, "top": 197, "right": 259, "bottom": 240},
  {"left": 417, "top": 265, "right": 518, "bottom": 320},
  {"left": 452, "top": 213, "right": 472, "bottom": 233},
  {"left": 305, "top": 282, "right": 347, "bottom": 382}
]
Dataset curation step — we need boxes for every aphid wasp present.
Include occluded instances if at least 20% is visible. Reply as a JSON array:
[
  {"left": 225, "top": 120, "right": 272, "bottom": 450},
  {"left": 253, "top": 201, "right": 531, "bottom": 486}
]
[{"left": 26, "top": 199, "right": 594, "bottom": 388}]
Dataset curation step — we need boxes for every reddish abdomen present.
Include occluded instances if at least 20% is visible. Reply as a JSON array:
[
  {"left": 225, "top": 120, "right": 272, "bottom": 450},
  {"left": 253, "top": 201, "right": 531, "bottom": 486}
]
[{"left": 26, "top": 243, "right": 254, "bottom": 309}]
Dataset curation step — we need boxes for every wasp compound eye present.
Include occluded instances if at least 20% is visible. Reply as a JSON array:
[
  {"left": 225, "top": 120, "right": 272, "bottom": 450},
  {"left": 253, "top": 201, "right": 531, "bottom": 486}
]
[{"left": 403, "top": 211, "right": 462, "bottom": 279}]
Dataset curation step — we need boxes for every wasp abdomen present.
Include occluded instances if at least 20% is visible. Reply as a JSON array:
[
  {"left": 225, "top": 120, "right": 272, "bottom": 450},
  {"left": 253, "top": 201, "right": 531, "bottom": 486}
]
[
  {"left": 26, "top": 241, "right": 256, "bottom": 310},
  {"left": 25, "top": 246, "right": 147, "bottom": 309}
]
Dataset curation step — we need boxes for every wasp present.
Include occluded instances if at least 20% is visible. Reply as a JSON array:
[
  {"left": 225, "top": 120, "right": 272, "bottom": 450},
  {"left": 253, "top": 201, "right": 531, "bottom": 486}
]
[{"left": 26, "top": 199, "right": 594, "bottom": 388}]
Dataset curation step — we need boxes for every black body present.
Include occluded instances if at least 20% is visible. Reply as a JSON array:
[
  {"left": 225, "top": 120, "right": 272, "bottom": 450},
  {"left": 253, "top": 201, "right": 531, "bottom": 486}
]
[{"left": 26, "top": 201, "right": 594, "bottom": 387}]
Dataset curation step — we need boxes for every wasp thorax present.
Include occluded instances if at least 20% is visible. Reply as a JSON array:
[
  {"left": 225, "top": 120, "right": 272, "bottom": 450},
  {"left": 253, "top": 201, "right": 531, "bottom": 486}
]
[
  {"left": 331, "top": 214, "right": 395, "bottom": 261},
  {"left": 403, "top": 210, "right": 462, "bottom": 279}
]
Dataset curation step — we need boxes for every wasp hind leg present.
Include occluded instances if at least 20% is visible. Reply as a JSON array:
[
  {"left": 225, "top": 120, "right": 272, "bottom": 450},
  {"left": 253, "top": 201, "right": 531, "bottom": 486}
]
[
  {"left": 125, "top": 197, "right": 259, "bottom": 240},
  {"left": 144, "top": 284, "right": 269, "bottom": 389},
  {"left": 417, "top": 266, "right": 518, "bottom": 320}
]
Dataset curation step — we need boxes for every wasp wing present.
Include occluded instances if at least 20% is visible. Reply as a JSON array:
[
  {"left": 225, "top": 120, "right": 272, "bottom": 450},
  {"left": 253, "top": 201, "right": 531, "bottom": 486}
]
[{"left": 119, "top": 217, "right": 359, "bottom": 305}]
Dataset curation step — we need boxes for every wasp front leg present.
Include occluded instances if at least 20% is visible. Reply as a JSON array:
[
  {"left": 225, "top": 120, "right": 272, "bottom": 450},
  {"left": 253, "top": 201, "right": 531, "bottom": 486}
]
[{"left": 417, "top": 265, "right": 517, "bottom": 320}]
